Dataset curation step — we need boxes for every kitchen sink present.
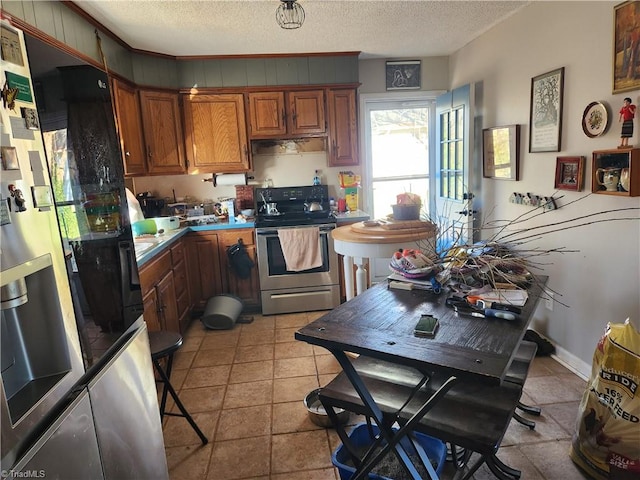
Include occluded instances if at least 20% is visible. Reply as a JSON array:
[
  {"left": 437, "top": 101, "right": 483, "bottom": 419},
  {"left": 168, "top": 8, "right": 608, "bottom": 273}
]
[{"left": 133, "top": 242, "right": 155, "bottom": 256}]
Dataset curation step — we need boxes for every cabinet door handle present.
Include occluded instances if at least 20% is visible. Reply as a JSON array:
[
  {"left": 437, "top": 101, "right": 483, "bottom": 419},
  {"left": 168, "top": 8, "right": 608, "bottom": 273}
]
[
  {"left": 147, "top": 146, "right": 152, "bottom": 158},
  {"left": 281, "top": 110, "right": 286, "bottom": 125},
  {"left": 243, "top": 145, "right": 248, "bottom": 159}
]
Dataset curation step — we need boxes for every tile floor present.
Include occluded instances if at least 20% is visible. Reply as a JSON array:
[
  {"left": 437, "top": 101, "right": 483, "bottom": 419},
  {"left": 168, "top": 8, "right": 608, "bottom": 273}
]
[{"left": 161, "top": 311, "right": 591, "bottom": 479}]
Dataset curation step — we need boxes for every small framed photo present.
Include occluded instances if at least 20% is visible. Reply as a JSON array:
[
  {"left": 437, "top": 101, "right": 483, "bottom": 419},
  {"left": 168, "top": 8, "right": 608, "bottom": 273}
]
[
  {"left": 1, "top": 146, "right": 20, "bottom": 170},
  {"left": 21, "top": 107, "right": 40, "bottom": 130},
  {"left": 386, "top": 60, "right": 421, "bottom": 90},
  {"left": 555, "top": 156, "right": 585, "bottom": 191},
  {"left": 1, "top": 25, "right": 24, "bottom": 66}
]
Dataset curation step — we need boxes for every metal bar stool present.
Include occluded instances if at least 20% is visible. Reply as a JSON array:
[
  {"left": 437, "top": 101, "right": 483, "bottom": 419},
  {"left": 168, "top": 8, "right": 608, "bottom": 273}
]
[{"left": 149, "top": 331, "right": 208, "bottom": 445}]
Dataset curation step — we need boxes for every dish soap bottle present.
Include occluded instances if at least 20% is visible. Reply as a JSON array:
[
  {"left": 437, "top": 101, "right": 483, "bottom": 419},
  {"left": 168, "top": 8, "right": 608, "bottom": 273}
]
[{"left": 313, "top": 170, "right": 321, "bottom": 186}]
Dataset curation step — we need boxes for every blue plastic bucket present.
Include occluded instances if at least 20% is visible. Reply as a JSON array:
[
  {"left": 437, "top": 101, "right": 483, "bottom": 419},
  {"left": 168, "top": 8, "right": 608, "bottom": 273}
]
[{"left": 332, "top": 423, "right": 446, "bottom": 480}]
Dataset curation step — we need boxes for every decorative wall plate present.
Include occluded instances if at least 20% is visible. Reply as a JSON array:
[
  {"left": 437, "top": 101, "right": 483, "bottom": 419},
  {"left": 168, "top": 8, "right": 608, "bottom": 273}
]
[{"left": 582, "top": 101, "right": 609, "bottom": 138}]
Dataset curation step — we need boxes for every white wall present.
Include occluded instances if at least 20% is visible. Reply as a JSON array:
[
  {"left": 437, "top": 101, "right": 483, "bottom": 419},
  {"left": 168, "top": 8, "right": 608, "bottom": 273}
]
[
  {"left": 449, "top": 1, "right": 639, "bottom": 375},
  {"left": 131, "top": 153, "right": 363, "bottom": 208}
]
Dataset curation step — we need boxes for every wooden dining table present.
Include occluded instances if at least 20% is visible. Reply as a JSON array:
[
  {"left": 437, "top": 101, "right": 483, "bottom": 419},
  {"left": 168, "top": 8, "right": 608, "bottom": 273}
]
[{"left": 295, "top": 275, "right": 548, "bottom": 478}]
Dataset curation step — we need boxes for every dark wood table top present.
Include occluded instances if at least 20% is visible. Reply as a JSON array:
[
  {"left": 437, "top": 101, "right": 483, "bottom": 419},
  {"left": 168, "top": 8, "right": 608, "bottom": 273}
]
[{"left": 296, "top": 276, "right": 548, "bottom": 385}]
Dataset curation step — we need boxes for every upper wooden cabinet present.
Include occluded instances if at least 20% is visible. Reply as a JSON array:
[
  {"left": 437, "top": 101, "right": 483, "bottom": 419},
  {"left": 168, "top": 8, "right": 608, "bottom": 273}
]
[
  {"left": 139, "top": 89, "right": 187, "bottom": 175},
  {"left": 182, "top": 93, "right": 251, "bottom": 173},
  {"left": 248, "top": 90, "right": 325, "bottom": 139},
  {"left": 112, "top": 79, "right": 147, "bottom": 176},
  {"left": 327, "top": 88, "right": 359, "bottom": 166}
]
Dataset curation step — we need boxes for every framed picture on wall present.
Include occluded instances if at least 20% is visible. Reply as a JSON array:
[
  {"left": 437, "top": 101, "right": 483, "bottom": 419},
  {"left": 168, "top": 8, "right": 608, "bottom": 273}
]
[
  {"left": 385, "top": 60, "right": 421, "bottom": 90},
  {"left": 1, "top": 25, "right": 24, "bottom": 66},
  {"left": 482, "top": 125, "right": 520, "bottom": 180},
  {"left": 554, "top": 156, "right": 585, "bottom": 191},
  {"left": 613, "top": 1, "right": 640, "bottom": 94},
  {"left": 529, "top": 67, "right": 564, "bottom": 153}
]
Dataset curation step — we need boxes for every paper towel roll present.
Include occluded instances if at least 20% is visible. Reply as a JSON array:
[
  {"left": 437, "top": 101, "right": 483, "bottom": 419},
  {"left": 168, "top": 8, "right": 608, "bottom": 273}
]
[{"left": 213, "top": 173, "right": 248, "bottom": 186}]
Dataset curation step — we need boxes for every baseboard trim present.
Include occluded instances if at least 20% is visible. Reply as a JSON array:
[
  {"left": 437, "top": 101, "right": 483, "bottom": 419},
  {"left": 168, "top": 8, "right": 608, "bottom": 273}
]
[{"left": 551, "top": 345, "right": 591, "bottom": 381}]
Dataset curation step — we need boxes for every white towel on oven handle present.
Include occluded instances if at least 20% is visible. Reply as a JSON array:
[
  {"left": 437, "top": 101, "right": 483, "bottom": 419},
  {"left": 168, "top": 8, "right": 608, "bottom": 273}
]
[{"left": 277, "top": 227, "right": 323, "bottom": 272}]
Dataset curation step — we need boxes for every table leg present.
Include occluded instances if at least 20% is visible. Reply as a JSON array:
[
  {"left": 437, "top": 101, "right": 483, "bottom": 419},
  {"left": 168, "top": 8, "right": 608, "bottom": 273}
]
[
  {"left": 354, "top": 256, "right": 368, "bottom": 296},
  {"left": 330, "top": 350, "right": 425, "bottom": 480},
  {"left": 343, "top": 255, "right": 355, "bottom": 301}
]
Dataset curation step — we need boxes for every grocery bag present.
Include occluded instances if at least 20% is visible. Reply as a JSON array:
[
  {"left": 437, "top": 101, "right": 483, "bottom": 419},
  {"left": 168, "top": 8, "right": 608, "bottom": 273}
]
[{"left": 570, "top": 319, "right": 640, "bottom": 479}]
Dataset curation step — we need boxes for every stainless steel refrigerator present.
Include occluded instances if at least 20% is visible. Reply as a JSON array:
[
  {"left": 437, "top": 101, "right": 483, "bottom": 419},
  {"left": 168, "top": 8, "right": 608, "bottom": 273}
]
[{"left": 0, "top": 24, "right": 168, "bottom": 479}]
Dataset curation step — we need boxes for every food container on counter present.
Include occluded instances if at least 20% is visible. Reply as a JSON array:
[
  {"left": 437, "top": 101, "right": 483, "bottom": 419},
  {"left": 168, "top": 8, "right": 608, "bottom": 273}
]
[{"left": 167, "top": 202, "right": 188, "bottom": 216}]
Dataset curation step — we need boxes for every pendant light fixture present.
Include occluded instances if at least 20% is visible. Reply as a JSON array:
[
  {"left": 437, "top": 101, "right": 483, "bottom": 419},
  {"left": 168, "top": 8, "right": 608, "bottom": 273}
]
[{"left": 276, "top": 0, "right": 305, "bottom": 30}]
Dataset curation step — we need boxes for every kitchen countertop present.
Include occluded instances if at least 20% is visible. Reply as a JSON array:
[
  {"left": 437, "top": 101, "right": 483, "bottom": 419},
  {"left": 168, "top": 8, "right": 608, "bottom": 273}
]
[
  {"left": 334, "top": 210, "right": 370, "bottom": 224},
  {"left": 134, "top": 213, "right": 370, "bottom": 266},
  {"left": 135, "top": 220, "right": 254, "bottom": 266}
]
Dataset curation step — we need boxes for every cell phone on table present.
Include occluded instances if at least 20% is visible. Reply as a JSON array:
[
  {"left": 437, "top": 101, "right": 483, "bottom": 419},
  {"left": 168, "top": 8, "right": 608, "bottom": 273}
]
[{"left": 414, "top": 314, "right": 439, "bottom": 337}]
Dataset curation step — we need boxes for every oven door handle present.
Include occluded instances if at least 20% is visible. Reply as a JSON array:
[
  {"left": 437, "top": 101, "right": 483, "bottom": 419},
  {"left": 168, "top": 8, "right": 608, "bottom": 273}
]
[{"left": 257, "top": 227, "right": 334, "bottom": 236}]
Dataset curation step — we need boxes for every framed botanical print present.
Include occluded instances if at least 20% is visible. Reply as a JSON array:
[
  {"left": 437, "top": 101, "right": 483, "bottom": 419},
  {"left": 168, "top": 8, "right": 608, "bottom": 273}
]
[{"left": 529, "top": 67, "right": 564, "bottom": 153}]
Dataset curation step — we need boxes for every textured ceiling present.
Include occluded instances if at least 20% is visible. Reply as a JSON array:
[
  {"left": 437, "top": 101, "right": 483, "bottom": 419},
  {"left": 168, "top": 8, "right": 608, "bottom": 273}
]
[{"left": 73, "top": 0, "right": 528, "bottom": 59}]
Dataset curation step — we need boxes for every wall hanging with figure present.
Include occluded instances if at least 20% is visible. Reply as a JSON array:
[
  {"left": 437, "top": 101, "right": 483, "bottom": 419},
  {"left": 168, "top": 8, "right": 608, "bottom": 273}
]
[{"left": 385, "top": 60, "right": 421, "bottom": 90}]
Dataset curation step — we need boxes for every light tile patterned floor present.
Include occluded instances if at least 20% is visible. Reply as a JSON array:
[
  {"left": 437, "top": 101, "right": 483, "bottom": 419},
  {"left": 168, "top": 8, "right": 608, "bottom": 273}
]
[{"left": 161, "top": 311, "right": 591, "bottom": 479}]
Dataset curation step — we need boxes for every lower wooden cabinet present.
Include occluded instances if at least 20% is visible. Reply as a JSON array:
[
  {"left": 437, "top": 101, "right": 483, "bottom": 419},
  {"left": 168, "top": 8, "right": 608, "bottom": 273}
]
[
  {"left": 170, "top": 241, "right": 191, "bottom": 332},
  {"left": 186, "top": 231, "right": 222, "bottom": 311},
  {"left": 186, "top": 228, "right": 260, "bottom": 311},
  {"left": 140, "top": 229, "right": 261, "bottom": 332},
  {"left": 139, "top": 249, "right": 180, "bottom": 333},
  {"left": 217, "top": 229, "right": 260, "bottom": 308}
]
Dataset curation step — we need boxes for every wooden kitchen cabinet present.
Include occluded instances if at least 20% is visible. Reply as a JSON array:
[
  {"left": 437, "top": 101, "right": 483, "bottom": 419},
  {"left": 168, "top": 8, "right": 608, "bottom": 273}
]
[
  {"left": 170, "top": 241, "right": 191, "bottom": 332},
  {"left": 247, "top": 90, "right": 325, "bottom": 139},
  {"left": 217, "top": 229, "right": 261, "bottom": 308},
  {"left": 139, "top": 250, "right": 180, "bottom": 333},
  {"left": 327, "top": 88, "right": 359, "bottom": 166},
  {"left": 111, "top": 79, "right": 147, "bottom": 176},
  {"left": 139, "top": 89, "right": 187, "bottom": 175},
  {"left": 186, "top": 231, "right": 222, "bottom": 310},
  {"left": 186, "top": 228, "right": 260, "bottom": 311},
  {"left": 183, "top": 93, "right": 251, "bottom": 173}
]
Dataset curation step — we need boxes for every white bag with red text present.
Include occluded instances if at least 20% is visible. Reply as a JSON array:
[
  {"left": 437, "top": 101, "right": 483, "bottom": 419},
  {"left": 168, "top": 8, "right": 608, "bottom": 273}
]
[{"left": 570, "top": 319, "right": 640, "bottom": 479}]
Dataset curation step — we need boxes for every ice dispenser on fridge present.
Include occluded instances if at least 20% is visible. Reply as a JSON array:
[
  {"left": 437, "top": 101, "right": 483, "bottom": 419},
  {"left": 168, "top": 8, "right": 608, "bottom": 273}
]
[{"left": 1, "top": 254, "right": 82, "bottom": 467}]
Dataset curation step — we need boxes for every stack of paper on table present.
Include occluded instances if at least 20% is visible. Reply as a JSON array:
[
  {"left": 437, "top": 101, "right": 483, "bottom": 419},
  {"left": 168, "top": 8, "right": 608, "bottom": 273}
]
[{"left": 474, "top": 289, "right": 528, "bottom": 306}]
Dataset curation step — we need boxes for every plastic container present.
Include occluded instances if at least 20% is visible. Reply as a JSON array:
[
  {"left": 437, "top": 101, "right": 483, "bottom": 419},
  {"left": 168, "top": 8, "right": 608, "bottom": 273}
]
[
  {"left": 152, "top": 216, "right": 180, "bottom": 231},
  {"left": 200, "top": 294, "right": 243, "bottom": 330},
  {"left": 131, "top": 219, "right": 157, "bottom": 236},
  {"left": 392, "top": 204, "right": 421, "bottom": 220},
  {"left": 332, "top": 423, "right": 446, "bottom": 480}
]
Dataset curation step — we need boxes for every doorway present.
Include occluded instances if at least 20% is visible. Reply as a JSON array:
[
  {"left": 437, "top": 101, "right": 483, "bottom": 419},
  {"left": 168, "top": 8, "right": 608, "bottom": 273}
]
[
  {"left": 362, "top": 95, "right": 435, "bottom": 219},
  {"left": 361, "top": 93, "right": 436, "bottom": 283}
]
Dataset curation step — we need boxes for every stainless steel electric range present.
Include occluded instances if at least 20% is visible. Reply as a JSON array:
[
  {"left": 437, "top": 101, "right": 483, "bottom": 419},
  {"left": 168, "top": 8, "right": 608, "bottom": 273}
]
[{"left": 255, "top": 185, "right": 340, "bottom": 315}]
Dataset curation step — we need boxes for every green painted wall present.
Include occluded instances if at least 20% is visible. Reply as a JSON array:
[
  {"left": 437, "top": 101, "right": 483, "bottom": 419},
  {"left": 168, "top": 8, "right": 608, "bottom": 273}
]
[{"left": 4, "top": 1, "right": 359, "bottom": 88}]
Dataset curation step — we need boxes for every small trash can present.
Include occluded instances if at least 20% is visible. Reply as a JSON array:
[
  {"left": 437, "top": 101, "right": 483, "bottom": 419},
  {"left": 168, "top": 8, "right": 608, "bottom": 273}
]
[{"left": 200, "top": 294, "right": 243, "bottom": 330}]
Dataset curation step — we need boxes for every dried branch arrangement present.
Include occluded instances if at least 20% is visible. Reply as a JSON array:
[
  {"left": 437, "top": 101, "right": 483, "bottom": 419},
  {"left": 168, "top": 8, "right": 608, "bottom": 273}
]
[{"left": 400, "top": 193, "right": 640, "bottom": 307}]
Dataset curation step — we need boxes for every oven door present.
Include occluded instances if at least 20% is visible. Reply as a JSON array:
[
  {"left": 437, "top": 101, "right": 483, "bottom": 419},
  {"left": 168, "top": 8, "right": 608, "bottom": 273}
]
[{"left": 256, "top": 224, "right": 339, "bottom": 291}]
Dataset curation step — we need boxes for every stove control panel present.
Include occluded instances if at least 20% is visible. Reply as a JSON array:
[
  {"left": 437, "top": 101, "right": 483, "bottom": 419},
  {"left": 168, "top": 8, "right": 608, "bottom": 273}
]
[{"left": 256, "top": 185, "right": 328, "bottom": 202}]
